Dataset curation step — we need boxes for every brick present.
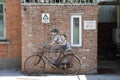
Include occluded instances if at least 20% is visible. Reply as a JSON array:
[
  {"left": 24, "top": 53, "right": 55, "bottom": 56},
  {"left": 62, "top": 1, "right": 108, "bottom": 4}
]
[
  {"left": 21, "top": 5, "right": 98, "bottom": 74},
  {"left": 0, "top": 0, "right": 21, "bottom": 69}
]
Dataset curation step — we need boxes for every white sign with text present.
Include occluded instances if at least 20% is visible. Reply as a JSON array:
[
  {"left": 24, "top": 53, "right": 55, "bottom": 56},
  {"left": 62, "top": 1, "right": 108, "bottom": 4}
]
[{"left": 84, "top": 20, "right": 96, "bottom": 30}]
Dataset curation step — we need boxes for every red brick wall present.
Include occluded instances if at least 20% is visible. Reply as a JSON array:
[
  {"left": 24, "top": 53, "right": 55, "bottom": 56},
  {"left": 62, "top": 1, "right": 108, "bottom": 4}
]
[
  {"left": 21, "top": 5, "right": 98, "bottom": 74},
  {"left": 0, "top": 0, "right": 21, "bottom": 69}
]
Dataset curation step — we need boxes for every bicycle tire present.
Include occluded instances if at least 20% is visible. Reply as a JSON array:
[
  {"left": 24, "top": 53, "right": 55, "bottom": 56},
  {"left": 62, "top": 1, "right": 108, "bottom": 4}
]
[
  {"left": 59, "top": 53, "right": 82, "bottom": 74},
  {"left": 24, "top": 55, "right": 45, "bottom": 74}
]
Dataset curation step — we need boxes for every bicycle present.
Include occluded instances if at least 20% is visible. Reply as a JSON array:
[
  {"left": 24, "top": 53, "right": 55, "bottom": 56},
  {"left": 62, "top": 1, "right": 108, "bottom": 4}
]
[{"left": 24, "top": 44, "right": 82, "bottom": 75}]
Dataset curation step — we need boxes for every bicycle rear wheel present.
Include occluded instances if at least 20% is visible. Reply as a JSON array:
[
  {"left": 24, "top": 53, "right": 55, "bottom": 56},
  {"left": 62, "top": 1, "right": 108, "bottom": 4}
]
[
  {"left": 24, "top": 55, "right": 45, "bottom": 74},
  {"left": 59, "top": 53, "right": 82, "bottom": 74}
]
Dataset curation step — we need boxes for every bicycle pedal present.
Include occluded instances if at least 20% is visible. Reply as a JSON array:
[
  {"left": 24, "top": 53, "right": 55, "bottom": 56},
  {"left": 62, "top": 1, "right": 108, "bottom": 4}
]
[{"left": 51, "top": 64, "right": 57, "bottom": 68}]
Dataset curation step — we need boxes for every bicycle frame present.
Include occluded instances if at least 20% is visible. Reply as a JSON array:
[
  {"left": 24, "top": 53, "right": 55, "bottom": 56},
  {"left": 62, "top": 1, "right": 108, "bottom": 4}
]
[
  {"left": 38, "top": 45, "right": 66, "bottom": 68},
  {"left": 24, "top": 44, "right": 82, "bottom": 74}
]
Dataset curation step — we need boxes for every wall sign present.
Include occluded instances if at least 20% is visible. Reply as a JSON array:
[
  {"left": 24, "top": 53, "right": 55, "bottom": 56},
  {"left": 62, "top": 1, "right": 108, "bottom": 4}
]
[
  {"left": 84, "top": 20, "right": 96, "bottom": 30},
  {"left": 42, "top": 13, "right": 50, "bottom": 23}
]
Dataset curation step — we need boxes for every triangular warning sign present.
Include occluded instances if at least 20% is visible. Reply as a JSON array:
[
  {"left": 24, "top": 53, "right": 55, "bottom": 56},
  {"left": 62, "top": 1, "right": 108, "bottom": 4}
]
[
  {"left": 43, "top": 14, "right": 49, "bottom": 20},
  {"left": 42, "top": 13, "right": 50, "bottom": 23}
]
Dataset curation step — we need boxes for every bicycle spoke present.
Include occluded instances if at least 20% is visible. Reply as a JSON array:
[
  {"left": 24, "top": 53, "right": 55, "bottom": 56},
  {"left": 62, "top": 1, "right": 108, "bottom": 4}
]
[
  {"left": 59, "top": 54, "right": 82, "bottom": 74},
  {"left": 24, "top": 55, "right": 45, "bottom": 74}
]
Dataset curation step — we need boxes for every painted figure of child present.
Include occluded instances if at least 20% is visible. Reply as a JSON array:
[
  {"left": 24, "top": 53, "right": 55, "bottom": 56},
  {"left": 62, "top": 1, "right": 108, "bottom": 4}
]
[
  {"left": 50, "top": 28, "right": 71, "bottom": 65},
  {"left": 60, "top": 34, "right": 71, "bottom": 52},
  {"left": 50, "top": 28, "right": 63, "bottom": 53}
]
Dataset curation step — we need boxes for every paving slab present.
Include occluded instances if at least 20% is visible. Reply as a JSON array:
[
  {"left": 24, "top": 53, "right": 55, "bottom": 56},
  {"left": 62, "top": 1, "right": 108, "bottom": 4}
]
[{"left": 0, "top": 69, "right": 120, "bottom": 80}]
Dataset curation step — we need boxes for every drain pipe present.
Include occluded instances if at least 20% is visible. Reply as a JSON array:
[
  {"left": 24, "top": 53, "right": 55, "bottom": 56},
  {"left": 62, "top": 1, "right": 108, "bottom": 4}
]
[
  {"left": 117, "top": 5, "right": 120, "bottom": 28},
  {"left": 116, "top": 3, "right": 120, "bottom": 57}
]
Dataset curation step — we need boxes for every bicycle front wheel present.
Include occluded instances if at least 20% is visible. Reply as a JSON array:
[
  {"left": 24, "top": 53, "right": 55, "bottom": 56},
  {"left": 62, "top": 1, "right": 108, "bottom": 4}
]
[
  {"left": 59, "top": 53, "right": 82, "bottom": 74},
  {"left": 24, "top": 55, "right": 45, "bottom": 74}
]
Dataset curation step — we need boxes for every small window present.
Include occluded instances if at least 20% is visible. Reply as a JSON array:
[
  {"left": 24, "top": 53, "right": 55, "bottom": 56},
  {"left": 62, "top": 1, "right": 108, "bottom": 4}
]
[
  {"left": 0, "top": 4, "right": 5, "bottom": 40},
  {"left": 21, "top": 0, "right": 40, "bottom": 3},
  {"left": 71, "top": 15, "right": 82, "bottom": 47},
  {"left": 21, "top": 0, "right": 97, "bottom": 3}
]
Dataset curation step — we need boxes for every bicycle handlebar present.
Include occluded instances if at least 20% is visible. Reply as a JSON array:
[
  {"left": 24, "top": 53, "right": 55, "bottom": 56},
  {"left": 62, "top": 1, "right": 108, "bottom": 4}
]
[
  {"left": 42, "top": 44, "right": 50, "bottom": 45},
  {"left": 42, "top": 44, "right": 52, "bottom": 48}
]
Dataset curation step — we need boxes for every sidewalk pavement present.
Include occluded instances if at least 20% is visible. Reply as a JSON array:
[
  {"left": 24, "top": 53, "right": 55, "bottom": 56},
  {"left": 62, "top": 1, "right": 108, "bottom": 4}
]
[{"left": 0, "top": 69, "right": 120, "bottom": 80}]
